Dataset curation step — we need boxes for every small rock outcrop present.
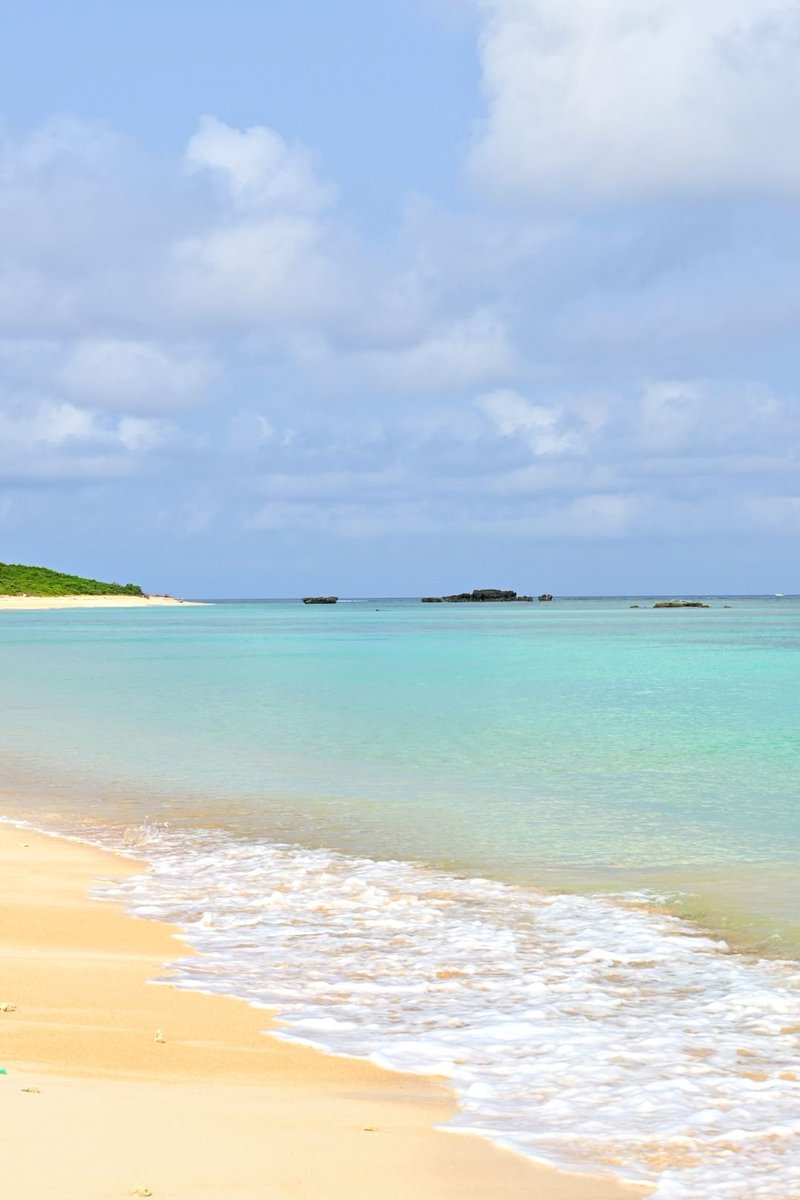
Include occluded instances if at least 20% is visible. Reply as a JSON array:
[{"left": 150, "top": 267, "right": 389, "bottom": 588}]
[
  {"left": 653, "top": 600, "right": 709, "bottom": 609},
  {"left": 302, "top": 596, "right": 338, "bottom": 604},
  {"left": 421, "top": 596, "right": 443, "bottom": 603},
  {"left": 538, "top": 593, "right": 553, "bottom": 602},
  {"left": 437, "top": 588, "right": 529, "bottom": 603}
]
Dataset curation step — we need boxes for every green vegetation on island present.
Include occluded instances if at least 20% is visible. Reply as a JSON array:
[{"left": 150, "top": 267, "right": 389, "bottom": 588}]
[{"left": 0, "top": 562, "right": 144, "bottom": 597}]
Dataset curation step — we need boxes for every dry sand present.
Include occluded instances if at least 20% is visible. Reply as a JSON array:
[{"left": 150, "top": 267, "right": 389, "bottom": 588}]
[
  {"left": 0, "top": 824, "right": 650, "bottom": 1200},
  {"left": 0, "top": 595, "right": 203, "bottom": 610}
]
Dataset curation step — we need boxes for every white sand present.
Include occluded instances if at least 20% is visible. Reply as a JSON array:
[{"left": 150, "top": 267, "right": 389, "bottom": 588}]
[
  {"left": 0, "top": 594, "right": 204, "bottom": 609},
  {"left": 0, "top": 824, "right": 650, "bottom": 1200}
]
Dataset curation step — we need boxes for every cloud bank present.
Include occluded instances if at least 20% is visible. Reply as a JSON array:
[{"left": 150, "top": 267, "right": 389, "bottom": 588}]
[
  {"left": 471, "top": 0, "right": 800, "bottom": 201},
  {"left": 2, "top": 0, "right": 800, "bottom": 592}
]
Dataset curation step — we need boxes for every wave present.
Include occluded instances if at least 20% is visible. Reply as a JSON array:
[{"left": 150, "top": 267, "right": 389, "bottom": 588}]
[{"left": 87, "top": 822, "right": 800, "bottom": 1200}]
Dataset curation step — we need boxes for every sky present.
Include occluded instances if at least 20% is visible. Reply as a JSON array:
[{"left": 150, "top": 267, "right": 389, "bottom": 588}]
[{"left": 1, "top": 0, "right": 799, "bottom": 597}]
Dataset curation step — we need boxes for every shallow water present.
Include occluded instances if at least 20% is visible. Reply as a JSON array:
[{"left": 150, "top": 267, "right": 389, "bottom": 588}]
[{"left": 1, "top": 596, "right": 799, "bottom": 1196}]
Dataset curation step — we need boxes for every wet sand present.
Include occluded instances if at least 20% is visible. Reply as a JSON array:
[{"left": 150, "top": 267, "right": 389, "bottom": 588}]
[{"left": 0, "top": 823, "right": 649, "bottom": 1199}]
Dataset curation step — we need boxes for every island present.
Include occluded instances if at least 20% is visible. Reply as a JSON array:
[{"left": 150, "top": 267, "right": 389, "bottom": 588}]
[
  {"left": 423, "top": 588, "right": 534, "bottom": 603},
  {"left": 302, "top": 596, "right": 338, "bottom": 604},
  {"left": 653, "top": 600, "right": 710, "bottom": 609},
  {"left": 0, "top": 561, "right": 195, "bottom": 609}
]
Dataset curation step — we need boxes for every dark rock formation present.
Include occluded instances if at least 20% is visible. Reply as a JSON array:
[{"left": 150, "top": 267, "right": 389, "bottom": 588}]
[
  {"left": 653, "top": 600, "right": 709, "bottom": 609},
  {"left": 421, "top": 597, "right": 443, "bottom": 602},
  {"left": 538, "top": 593, "right": 553, "bottom": 602},
  {"left": 442, "top": 588, "right": 520, "bottom": 602},
  {"left": 302, "top": 596, "right": 338, "bottom": 604}
]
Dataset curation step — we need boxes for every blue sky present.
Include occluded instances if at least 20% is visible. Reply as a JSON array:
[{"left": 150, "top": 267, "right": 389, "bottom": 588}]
[{"left": 2, "top": 0, "right": 799, "bottom": 596}]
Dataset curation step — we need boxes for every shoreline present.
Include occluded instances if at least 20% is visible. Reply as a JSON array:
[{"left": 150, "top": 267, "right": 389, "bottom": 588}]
[
  {"left": 0, "top": 594, "right": 204, "bottom": 610},
  {"left": 0, "top": 822, "right": 648, "bottom": 1200}
]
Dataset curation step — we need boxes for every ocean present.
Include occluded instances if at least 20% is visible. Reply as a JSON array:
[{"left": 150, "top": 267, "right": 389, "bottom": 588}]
[{"left": 1, "top": 597, "right": 799, "bottom": 1198}]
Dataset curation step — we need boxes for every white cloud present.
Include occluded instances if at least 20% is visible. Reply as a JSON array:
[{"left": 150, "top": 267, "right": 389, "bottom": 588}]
[
  {"left": 228, "top": 372, "right": 800, "bottom": 549},
  {"left": 60, "top": 339, "right": 214, "bottom": 413},
  {"left": 0, "top": 399, "right": 99, "bottom": 449},
  {"left": 256, "top": 466, "right": 407, "bottom": 501},
  {"left": 0, "top": 119, "right": 155, "bottom": 338},
  {"left": 638, "top": 381, "right": 704, "bottom": 453},
  {"left": 468, "top": 491, "right": 636, "bottom": 537},
  {"left": 185, "top": 116, "right": 334, "bottom": 213},
  {"left": 172, "top": 214, "right": 340, "bottom": 324},
  {"left": 170, "top": 118, "right": 349, "bottom": 327},
  {"left": 357, "top": 310, "right": 514, "bottom": 391},
  {"left": 472, "top": 0, "right": 800, "bottom": 200},
  {"left": 0, "top": 116, "right": 348, "bottom": 338},
  {"left": 246, "top": 490, "right": 635, "bottom": 540},
  {"left": 115, "top": 416, "right": 176, "bottom": 452},
  {"left": 0, "top": 115, "right": 121, "bottom": 177},
  {"left": 637, "top": 380, "right": 799, "bottom": 454},
  {"left": 247, "top": 498, "right": 435, "bottom": 538},
  {"left": 0, "top": 393, "right": 181, "bottom": 483},
  {"left": 477, "top": 388, "right": 585, "bottom": 454},
  {"left": 227, "top": 411, "right": 279, "bottom": 452},
  {"left": 2, "top": 106, "right": 800, "bottom": 566}
]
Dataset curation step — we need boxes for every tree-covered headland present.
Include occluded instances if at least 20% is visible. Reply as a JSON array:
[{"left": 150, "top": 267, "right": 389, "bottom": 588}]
[{"left": 0, "top": 562, "right": 144, "bottom": 597}]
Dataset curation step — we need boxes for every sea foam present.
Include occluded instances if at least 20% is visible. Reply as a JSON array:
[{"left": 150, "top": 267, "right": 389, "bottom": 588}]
[{"left": 100, "top": 826, "right": 800, "bottom": 1200}]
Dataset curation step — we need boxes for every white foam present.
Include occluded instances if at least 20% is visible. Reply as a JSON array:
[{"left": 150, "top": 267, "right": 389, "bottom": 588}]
[{"left": 98, "top": 826, "right": 800, "bottom": 1199}]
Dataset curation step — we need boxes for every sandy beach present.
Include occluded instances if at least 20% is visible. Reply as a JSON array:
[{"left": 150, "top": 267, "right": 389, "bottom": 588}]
[
  {"left": 0, "top": 595, "right": 203, "bottom": 610},
  {"left": 0, "top": 823, "right": 648, "bottom": 1200}
]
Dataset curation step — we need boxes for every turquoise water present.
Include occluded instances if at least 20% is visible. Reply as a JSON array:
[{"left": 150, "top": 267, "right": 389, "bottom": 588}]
[
  {"left": 2, "top": 597, "right": 800, "bottom": 1197},
  {"left": 1, "top": 598, "right": 798, "bottom": 904}
]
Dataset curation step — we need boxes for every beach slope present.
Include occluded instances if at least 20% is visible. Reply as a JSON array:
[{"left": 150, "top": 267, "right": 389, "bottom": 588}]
[
  {"left": 0, "top": 825, "right": 648, "bottom": 1199},
  {"left": 0, "top": 595, "right": 200, "bottom": 609}
]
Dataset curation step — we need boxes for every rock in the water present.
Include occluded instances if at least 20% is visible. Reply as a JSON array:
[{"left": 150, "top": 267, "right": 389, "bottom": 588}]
[
  {"left": 442, "top": 588, "right": 520, "bottom": 602},
  {"left": 302, "top": 596, "right": 338, "bottom": 604},
  {"left": 653, "top": 600, "right": 709, "bottom": 609},
  {"left": 421, "top": 597, "right": 443, "bottom": 603}
]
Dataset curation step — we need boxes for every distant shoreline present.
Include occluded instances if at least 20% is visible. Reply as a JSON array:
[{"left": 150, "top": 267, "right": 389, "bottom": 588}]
[{"left": 0, "top": 595, "right": 205, "bottom": 610}]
